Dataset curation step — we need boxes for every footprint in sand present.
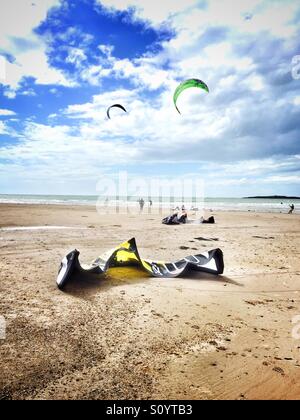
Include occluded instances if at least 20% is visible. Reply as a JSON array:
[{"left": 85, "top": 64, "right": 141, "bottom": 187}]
[
  {"left": 252, "top": 236, "right": 275, "bottom": 239},
  {"left": 194, "top": 237, "right": 219, "bottom": 242},
  {"left": 273, "top": 367, "right": 285, "bottom": 376}
]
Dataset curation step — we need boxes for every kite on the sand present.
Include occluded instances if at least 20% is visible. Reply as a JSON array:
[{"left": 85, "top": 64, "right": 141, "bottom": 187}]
[
  {"left": 57, "top": 238, "right": 224, "bottom": 290},
  {"left": 162, "top": 214, "right": 215, "bottom": 225}
]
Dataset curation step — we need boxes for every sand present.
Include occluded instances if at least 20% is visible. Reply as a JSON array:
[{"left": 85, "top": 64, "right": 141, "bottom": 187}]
[{"left": 0, "top": 203, "right": 300, "bottom": 400}]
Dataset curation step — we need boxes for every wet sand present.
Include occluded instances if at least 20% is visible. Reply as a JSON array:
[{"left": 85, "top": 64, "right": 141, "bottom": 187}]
[{"left": 0, "top": 203, "right": 300, "bottom": 400}]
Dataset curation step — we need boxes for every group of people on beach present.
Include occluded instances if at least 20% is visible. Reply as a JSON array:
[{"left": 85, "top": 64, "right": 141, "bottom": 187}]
[
  {"left": 136, "top": 199, "right": 296, "bottom": 215},
  {"left": 138, "top": 198, "right": 152, "bottom": 212}
]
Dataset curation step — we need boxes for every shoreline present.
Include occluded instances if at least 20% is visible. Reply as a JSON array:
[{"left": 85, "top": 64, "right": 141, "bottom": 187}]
[{"left": 0, "top": 202, "right": 298, "bottom": 216}]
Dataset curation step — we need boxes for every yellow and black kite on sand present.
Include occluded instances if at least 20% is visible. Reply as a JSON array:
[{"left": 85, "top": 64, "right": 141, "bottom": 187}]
[{"left": 56, "top": 238, "right": 224, "bottom": 290}]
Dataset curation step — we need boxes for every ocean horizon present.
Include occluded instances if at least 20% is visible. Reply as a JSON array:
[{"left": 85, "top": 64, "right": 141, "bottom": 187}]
[{"left": 0, "top": 194, "right": 299, "bottom": 214}]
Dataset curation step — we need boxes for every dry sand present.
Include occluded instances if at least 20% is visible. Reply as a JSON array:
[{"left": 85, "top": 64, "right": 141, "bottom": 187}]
[{"left": 0, "top": 203, "right": 300, "bottom": 400}]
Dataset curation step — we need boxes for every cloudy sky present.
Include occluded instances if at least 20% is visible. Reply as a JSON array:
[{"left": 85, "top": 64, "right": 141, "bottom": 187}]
[{"left": 0, "top": 0, "right": 299, "bottom": 197}]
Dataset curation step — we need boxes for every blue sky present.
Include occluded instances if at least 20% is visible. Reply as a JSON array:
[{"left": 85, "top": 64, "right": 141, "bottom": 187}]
[{"left": 0, "top": 0, "right": 300, "bottom": 197}]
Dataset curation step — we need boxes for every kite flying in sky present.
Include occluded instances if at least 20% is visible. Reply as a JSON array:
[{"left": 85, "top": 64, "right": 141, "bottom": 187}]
[
  {"left": 106, "top": 104, "right": 127, "bottom": 119},
  {"left": 173, "top": 79, "right": 209, "bottom": 114}
]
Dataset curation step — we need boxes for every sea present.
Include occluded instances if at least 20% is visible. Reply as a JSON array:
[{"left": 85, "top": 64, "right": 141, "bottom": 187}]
[{"left": 0, "top": 194, "right": 299, "bottom": 214}]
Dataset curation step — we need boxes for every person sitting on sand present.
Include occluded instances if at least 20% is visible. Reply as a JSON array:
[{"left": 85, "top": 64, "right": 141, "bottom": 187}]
[{"left": 289, "top": 204, "right": 295, "bottom": 214}]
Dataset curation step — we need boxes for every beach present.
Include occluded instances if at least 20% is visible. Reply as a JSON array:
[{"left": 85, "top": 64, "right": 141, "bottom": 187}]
[{"left": 1, "top": 203, "right": 300, "bottom": 400}]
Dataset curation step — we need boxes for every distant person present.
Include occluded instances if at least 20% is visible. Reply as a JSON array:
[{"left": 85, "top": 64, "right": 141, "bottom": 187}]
[
  {"left": 139, "top": 198, "right": 145, "bottom": 212},
  {"left": 288, "top": 204, "right": 295, "bottom": 214},
  {"left": 148, "top": 199, "right": 153, "bottom": 213}
]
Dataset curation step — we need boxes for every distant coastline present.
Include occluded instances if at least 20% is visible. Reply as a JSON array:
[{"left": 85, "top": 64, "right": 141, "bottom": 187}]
[
  {"left": 244, "top": 195, "right": 300, "bottom": 199},
  {"left": 0, "top": 195, "right": 299, "bottom": 214}
]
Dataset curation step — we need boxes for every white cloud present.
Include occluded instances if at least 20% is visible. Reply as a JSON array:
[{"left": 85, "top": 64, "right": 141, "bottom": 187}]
[
  {"left": 21, "top": 88, "right": 37, "bottom": 97},
  {"left": 267, "top": 175, "right": 300, "bottom": 183},
  {"left": 186, "top": 0, "right": 298, "bottom": 38},
  {"left": 3, "top": 88, "right": 17, "bottom": 99},
  {"left": 294, "top": 96, "right": 300, "bottom": 106},
  {"left": 1, "top": 118, "right": 299, "bottom": 195},
  {"left": 0, "top": 120, "right": 18, "bottom": 136},
  {"left": 99, "top": 0, "right": 199, "bottom": 26},
  {"left": 100, "top": 0, "right": 299, "bottom": 39},
  {"left": 2, "top": 47, "right": 74, "bottom": 94},
  {"left": 0, "top": 0, "right": 73, "bottom": 95},
  {"left": 65, "top": 89, "right": 136, "bottom": 119},
  {"left": 98, "top": 44, "right": 115, "bottom": 57},
  {"left": 48, "top": 113, "right": 58, "bottom": 119},
  {"left": 95, "top": 0, "right": 300, "bottom": 99},
  {"left": 0, "top": 0, "right": 62, "bottom": 54},
  {"left": 66, "top": 48, "right": 87, "bottom": 69},
  {"left": 0, "top": 109, "right": 16, "bottom": 117},
  {"left": 112, "top": 58, "right": 172, "bottom": 90},
  {"left": 0, "top": 121, "right": 8, "bottom": 134},
  {"left": 244, "top": 74, "right": 265, "bottom": 91}
]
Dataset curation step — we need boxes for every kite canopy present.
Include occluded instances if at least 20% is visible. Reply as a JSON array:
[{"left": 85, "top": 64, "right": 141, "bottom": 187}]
[
  {"left": 56, "top": 238, "right": 224, "bottom": 290},
  {"left": 106, "top": 103, "right": 127, "bottom": 119},
  {"left": 173, "top": 78, "right": 209, "bottom": 114}
]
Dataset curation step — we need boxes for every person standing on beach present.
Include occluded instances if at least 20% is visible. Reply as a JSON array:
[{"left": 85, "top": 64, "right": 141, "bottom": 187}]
[
  {"left": 289, "top": 204, "right": 295, "bottom": 214},
  {"left": 148, "top": 199, "right": 153, "bottom": 214},
  {"left": 139, "top": 198, "right": 145, "bottom": 212}
]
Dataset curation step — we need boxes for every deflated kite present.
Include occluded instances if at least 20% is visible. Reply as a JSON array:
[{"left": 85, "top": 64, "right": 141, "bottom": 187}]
[
  {"left": 106, "top": 104, "right": 127, "bottom": 119},
  {"left": 173, "top": 79, "right": 209, "bottom": 114},
  {"left": 56, "top": 238, "right": 224, "bottom": 290}
]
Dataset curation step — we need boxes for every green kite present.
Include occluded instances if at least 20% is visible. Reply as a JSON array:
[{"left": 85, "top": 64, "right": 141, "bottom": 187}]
[{"left": 173, "top": 79, "right": 209, "bottom": 114}]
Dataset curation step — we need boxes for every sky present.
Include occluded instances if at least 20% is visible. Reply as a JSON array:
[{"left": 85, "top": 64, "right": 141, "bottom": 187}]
[{"left": 0, "top": 0, "right": 299, "bottom": 197}]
